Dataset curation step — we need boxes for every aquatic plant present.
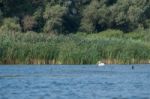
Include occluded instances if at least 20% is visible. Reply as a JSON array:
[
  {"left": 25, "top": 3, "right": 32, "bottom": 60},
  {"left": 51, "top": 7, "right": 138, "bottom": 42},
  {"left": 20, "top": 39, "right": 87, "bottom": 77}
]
[{"left": 0, "top": 29, "right": 150, "bottom": 64}]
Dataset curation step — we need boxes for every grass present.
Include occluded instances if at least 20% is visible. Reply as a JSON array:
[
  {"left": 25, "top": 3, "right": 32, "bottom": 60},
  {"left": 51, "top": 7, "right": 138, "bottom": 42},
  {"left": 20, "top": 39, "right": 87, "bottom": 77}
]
[{"left": 0, "top": 29, "right": 150, "bottom": 64}]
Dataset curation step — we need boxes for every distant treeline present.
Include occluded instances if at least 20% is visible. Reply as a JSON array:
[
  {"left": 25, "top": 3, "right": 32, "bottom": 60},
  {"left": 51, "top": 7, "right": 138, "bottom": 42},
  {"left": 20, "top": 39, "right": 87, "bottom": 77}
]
[{"left": 0, "top": 0, "right": 150, "bottom": 33}]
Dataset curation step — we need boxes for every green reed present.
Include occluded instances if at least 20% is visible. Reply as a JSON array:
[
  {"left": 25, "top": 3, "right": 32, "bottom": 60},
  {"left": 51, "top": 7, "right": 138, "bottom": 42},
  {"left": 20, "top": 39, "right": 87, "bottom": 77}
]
[{"left": 0, "top": 29, "right": 150, "bottom": 64}]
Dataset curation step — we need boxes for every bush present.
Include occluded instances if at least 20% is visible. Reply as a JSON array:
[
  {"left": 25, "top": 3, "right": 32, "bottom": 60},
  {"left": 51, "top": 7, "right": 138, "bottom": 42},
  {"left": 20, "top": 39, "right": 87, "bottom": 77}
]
[
  {"left": 22, "top": 15, "right": 37, "bottom": 31},
  {"left": 0, "top": 17, "right": 21, "bottom": 32}
]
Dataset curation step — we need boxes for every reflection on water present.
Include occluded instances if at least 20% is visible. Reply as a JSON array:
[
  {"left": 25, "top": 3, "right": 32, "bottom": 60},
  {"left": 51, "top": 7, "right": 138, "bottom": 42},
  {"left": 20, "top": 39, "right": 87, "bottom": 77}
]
[{"left": 0, "top": 64, "right": 150, "bottom": 99}]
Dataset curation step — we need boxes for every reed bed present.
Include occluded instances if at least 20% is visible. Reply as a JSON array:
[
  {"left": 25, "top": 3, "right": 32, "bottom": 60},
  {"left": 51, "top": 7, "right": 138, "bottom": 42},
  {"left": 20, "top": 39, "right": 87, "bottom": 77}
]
[{"left": 0, "top": 30, "right": 150, "bottom": 64}]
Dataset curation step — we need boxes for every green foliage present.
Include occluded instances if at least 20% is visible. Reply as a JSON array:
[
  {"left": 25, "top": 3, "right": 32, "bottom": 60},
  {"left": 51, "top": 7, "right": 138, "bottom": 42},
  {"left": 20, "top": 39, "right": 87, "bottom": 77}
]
[
  {"left": 0, "top": 0, "right": 150, "bottom": 33},
  {"left": 0, "top": 0, "right": 150, "bottom": 64},
  {"left": 32, "top": 8, "right": 44, "bottom": 32},
  {"left": 80, "top": 0, "right": 150, "bottom": 32},
  {"left": 43, "top": 4, "right": 68, "bottom": 33},
  {"left": 112, "top": 0, "right": 147, "bottom": 31},
  {"left": 22, "top": 15, "right": 37, "bottom": 31},
  {"left": 80, "top": 0, "right": 100, "bottom": 33},
  {"left": 85, "top": 29, "right": 123, "bottom": 40},
  {"left": 0, "top": 18, "right": 21, "bottom": 32},
  {"left": 0, "top": 29, "right": 150, "bottom": 64}
]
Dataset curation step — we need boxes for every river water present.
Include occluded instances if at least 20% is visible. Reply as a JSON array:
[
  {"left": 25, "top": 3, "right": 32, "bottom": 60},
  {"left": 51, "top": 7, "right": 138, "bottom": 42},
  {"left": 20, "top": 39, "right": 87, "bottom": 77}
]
[{"left": 0, "top": 64, "right": 150, "bottom": 99}]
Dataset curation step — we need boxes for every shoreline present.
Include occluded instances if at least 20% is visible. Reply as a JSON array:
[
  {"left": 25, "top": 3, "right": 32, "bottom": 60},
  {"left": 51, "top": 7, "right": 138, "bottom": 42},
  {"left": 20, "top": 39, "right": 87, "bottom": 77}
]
[{"left": 0, "top": 59, "right": 150, "bottom": 65}]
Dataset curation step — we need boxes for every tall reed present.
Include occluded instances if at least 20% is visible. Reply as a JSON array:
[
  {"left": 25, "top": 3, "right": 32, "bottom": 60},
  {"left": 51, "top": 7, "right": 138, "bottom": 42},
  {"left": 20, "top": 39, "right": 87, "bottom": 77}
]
[{"left": 0, "top": 29, "right": 150, "bottom": 64}]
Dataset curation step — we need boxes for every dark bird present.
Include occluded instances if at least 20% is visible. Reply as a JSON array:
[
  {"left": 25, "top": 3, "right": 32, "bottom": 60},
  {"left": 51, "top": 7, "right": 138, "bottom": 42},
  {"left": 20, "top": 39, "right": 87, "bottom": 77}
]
[{"left": 132, "top": 65, "right": 134, "bottom": 70}]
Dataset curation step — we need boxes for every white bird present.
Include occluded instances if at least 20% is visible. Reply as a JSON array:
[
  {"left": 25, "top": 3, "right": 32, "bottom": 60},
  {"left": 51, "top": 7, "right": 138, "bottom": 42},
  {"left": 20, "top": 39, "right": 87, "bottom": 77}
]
[{"left": 97, "top": 61, "right": 105, "bottom": 66}]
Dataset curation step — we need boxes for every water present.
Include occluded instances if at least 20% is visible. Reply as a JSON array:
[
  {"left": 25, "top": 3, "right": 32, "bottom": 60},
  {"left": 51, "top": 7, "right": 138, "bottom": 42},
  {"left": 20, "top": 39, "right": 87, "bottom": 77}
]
[{"left": 0, "top": 64, "right": 150, "bottom": 99}]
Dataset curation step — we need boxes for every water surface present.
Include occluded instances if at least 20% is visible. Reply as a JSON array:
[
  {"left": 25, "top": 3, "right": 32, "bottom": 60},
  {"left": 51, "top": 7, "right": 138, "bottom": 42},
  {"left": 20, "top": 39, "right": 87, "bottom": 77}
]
[{"left": 0, "top": 64, "right": 150, "bottom": 99}]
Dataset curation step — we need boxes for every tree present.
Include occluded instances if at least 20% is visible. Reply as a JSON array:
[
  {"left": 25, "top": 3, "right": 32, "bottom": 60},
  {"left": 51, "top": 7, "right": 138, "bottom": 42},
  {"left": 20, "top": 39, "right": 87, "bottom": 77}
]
[
  {"left": 80, "top": 0, "right": 100, "bottom": 33},
  {"left": 110, "top": 0, "right": 150, "bottom": 31},
  {"left": 0, "top": 0, "right": 150, "bottom": 33},
  {"left": 22, "top": 15, "right": 37, "bottom": 31},
  {"left": 43, "top": 4, "right": 68, "bottom": 33}
]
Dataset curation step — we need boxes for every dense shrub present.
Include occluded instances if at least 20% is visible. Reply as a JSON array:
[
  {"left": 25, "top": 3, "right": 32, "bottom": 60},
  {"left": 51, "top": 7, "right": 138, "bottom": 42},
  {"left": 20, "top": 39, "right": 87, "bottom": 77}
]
[
  {"left": 0, "top": 18, "right": 21, "bottom": 32},
  {"left": 22, "top": 15, "right": 37, "bottom": 31}
]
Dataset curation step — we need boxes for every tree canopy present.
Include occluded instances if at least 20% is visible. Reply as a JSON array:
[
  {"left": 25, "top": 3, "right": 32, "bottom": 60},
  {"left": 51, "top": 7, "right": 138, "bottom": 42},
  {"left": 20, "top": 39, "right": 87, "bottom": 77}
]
[{"left": 0, "top": 0, "right": 150, "bottom": 33}]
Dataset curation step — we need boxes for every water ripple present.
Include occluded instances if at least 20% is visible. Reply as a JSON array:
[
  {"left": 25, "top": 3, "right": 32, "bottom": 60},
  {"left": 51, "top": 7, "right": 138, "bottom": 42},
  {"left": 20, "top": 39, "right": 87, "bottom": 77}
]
[{"left": 0, "top": 65, "right": 150, "bottom": 99}]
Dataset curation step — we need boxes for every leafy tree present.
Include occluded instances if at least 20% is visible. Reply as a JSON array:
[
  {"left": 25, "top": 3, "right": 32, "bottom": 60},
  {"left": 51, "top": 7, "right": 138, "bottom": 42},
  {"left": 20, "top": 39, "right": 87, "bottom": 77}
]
[
  {"left": 110, "top": 0, "right": 150, "bottom": 31},
  {"left": 22, "top": 15, "right": 37, "bottom": 31},
  {"left": 0, "top": 0, "right": 150, "bottom": 33},
  {"left": 80, "top": 0, "right": 100, "bottom": 33},
  {"left": 43, "top": 4, "right": 68, "bottom": 33},
  {"left": 33, "top": 7, "right": 45, "bottom": 32}
]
